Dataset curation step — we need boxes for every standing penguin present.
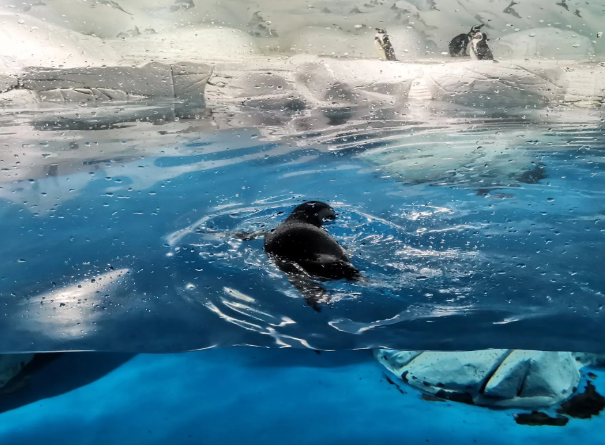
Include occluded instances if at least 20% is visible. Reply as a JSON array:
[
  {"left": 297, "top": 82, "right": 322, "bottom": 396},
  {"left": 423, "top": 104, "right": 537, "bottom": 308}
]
[
  {"left": 449, "top": 24, "right": 486, "bottom": 57},
  {"left": 374, "top": 28, "right": 397, "bottom": 61},
  {"left": 468, "top": 31, "right": 493, "bottom": 60}
]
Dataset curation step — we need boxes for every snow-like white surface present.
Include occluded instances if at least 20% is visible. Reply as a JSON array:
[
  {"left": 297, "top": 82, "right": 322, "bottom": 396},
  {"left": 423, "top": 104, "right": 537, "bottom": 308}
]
[
  {"left": 0, "top": 12, "right": 118, "bottom": 73},
  {"left": 1, "top": 0, "right": 603, "bottom": 68},
  {"left": 1, "top": 0, "right": 602, "bottom": 57},
  {"left": 491, "top": 28, "right": 595, "bottom": 60},
  {"left": 0, "top": 1, "right": 603, "bottom": 110}
]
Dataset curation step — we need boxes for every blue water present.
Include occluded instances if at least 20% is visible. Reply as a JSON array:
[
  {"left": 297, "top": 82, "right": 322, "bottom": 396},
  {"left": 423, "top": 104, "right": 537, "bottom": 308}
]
[
  {"left": 1, "top": 105, "right": 605, "bottom": 444},
  {"left": 0, "top": 109, "right": 604, "bottom": 353},
  {"left": 0, "top": 349, "right": 604, "bottom": 445}
]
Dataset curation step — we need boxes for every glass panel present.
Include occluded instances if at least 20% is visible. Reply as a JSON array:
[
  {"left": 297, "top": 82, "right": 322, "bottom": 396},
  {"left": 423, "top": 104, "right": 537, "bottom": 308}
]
[{"left": 0, "top": 1, "right": 604, "bottom": 442}]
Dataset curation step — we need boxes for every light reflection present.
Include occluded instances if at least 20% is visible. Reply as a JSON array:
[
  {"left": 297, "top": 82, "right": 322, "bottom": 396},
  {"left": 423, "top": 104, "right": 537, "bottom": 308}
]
[
  {"left": 205, "top": 287, "right": 314, "bottom": 349},
  {"left": 329, "top": 304, "right": 474, "bottom": 334},
  {"left": 395, "top": 246, "right": 477, "bottom": 259},
  {"left": 19, "top": 268, "right": 130, "bottom": 340}
]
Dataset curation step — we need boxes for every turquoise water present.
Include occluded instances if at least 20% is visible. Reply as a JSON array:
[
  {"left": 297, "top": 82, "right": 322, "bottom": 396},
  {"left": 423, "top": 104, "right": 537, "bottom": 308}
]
[{"left": 0, "top": 350, "right": 604, "bottom": 445}]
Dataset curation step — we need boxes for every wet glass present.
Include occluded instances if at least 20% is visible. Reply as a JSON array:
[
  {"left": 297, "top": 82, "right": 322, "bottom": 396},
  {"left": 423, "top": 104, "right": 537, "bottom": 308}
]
[{"left": 0, "top": 0, "right": 604, "bottom": 443}]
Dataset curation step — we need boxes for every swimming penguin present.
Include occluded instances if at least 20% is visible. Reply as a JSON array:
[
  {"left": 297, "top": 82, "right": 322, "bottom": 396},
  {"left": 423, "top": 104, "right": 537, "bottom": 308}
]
[
  {"left": 469, "top": 31, "right": 493, "bottom": 60},
  {"left": 374, "top": 28, "right": 397, "bottom": 61},
  {"left": 264, "top": 201, "right": 361, "bottom": 311},
  {"left": 449, "top": 24, "right": 486, "bottom": 57}
]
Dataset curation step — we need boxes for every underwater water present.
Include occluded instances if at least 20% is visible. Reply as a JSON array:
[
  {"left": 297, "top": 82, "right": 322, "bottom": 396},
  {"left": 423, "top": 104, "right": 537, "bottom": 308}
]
[
  {"left": 1, "top": 349, "right": 605, "bottom": 445},
  {"left": 0, "top": 104, "right": 604, "bottom": 354}
]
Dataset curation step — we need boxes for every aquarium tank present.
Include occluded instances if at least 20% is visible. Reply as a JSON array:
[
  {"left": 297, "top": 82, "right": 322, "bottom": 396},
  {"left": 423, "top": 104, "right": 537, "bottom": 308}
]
[{"left": 0, "top": 0, "right": 604, "bottom": 443}]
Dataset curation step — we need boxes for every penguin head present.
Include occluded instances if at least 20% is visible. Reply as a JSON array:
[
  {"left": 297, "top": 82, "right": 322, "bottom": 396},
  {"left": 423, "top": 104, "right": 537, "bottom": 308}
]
[
  {"left": 375, "top": 28, "right": 387, "bottom": 34},
  {"left": 470, "top": 24, "right": 484, "bottom": 33},
  {"left": 286, "top": 201, "right": 337, "bottom": 227}
]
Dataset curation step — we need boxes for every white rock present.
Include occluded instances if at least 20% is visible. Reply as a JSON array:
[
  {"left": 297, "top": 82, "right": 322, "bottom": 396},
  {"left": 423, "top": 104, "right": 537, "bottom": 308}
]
[
  {"left": 520, "top": 352, "right": 580, "bottom": 399},
  {"left": 21, "top": 62, "right": 206, "bottom": 98},
  {"left": 3, "top": 62, "right": 212, "bottom": 108},
  {"left": 479, "top": 351, "right": 581, "bottom": 408},
  {"left": 0, "top": 354, "right": 34, "bottom": 388},
  {"left": 203, "top": 56, "right": 419, "bottom": 133},
  {"left": 402, "top": 350, "right": 510, "bottom": 392},
  {"left": 0, "top": 89, "right": 38, "bottom": 104},
  {"left": 423, "top": 61, "right": 567, "bottom": 108},
  {"left": 375, "top": 348, "right": 584, "bottom": 409},
  {"left": 375, "top": 349, "right": 422, "bottom": 373},
  {"left": 37, "top": 88, "right": 145, "bottom": 103},
  {"left": 291, "top": 56, "right": 419, "bottom": 108},
  {"left": 482, "top": 350, "right": 532, "bottom": 399}
]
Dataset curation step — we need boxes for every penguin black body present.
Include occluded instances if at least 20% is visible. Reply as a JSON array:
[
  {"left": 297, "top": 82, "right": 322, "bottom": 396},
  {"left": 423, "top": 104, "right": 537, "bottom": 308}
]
[
  {"left": 449, "top": 24, "right": 487, "bottom": 57},
  {"left": 374, "top": 28, "right": 397, "bottom": 61},
  {"left": 449, "top": 33, "right": 470, "bottom": 57},
  {"left": 469, "top": 32, "right": 494, "bottom": 60},
  {"left": 264, "top": 201, "right": 361, "bottom": 311}
]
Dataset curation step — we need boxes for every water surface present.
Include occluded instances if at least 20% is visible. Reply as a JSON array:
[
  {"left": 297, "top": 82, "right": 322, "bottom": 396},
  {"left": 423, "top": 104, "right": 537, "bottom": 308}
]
[{"left": 0, "top": 103, "right": 603, "bottom": 353}]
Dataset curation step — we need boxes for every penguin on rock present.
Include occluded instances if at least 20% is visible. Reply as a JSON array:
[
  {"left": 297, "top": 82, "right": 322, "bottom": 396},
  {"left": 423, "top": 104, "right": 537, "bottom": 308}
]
[
  {"left": 468, "top": 31, "right": 494, "bottom": 60},
  {"left": 374, "top": 28, "right": 397, "bottom": 61}
]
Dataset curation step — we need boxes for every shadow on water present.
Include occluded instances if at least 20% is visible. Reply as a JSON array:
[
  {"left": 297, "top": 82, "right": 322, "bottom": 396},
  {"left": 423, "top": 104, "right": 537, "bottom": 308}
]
[
  {"left": 0, "top": 353, "right": 134, "bottom": 415},
  {"left": 0, "top": 348, "right": 372, "bottom": 416},
  {"left": 230, "top": 348, "right": 376, "bottom": 369}
]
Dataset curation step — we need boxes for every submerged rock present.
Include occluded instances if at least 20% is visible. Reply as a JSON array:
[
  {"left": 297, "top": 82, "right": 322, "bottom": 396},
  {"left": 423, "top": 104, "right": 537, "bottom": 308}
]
[
  {"left": 514, "top": 411, "right": 569, "bottom": 427},
  {"left": 557, "top": 381, "right": 605, "bottom": 419},
  {"left": 421, "top": 394, "right": 445, "bottom": 402},
  {"left": 0, "top": 354, "right": 35, "bottom": 389},
  {"left": 375, "top": 349, "right": 582, "bottom": 409}
]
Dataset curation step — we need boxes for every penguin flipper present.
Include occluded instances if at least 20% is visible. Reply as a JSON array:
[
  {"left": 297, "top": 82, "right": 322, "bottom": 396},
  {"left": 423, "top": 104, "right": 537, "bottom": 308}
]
[
  {"left": 482, "top": 49, "right": 494, "bottom": 60},
  {"left": 449, "top": 34, "right": 469, "bottom": 57},
  {"left": 286, "top": 274, "right": 330, "bottom": 312},
  {"left": 233, "top": 230, "right": 268, "bottom": 241},
  {"left": 476, "top": 43, "right": 494, "bottom": 60},
  {"left": 313, "top": 254, "right": 362, "bottom": 281}
]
